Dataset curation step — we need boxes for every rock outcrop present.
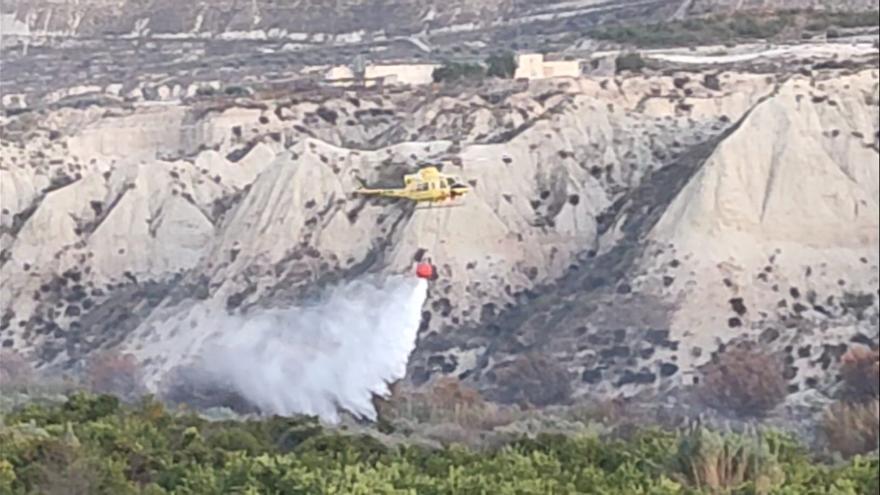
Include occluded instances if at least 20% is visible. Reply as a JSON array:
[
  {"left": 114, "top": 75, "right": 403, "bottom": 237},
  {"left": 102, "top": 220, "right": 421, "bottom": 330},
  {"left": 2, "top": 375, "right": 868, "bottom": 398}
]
[{"left": 452, "top": 68, "right": 879, "bottom": 406}]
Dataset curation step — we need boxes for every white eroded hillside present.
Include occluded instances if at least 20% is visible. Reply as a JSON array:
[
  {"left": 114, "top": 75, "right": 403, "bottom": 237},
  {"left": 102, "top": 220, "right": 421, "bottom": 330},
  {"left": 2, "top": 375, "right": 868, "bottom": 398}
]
[{"left": 1, "top": 65, "right": 878, "bottom": 418}]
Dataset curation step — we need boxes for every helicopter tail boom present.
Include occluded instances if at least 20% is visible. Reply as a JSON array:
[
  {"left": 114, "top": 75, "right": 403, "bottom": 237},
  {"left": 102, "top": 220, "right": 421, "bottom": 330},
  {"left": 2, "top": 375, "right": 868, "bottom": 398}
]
[{"left": 353, "top": 188, "right": 407, "bottom": 198}]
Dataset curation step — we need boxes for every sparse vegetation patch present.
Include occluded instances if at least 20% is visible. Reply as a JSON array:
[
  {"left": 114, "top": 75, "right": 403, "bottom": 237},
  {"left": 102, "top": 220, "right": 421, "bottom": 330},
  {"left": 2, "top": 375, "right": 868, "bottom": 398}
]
[
  {"left": 433, "top": 52, "right": 519, "bottom": 84},
  {"left": 591, "top": 9, "right": 880, "bottom": 48},
  {"left": 432, "top": 62, "right": 486, "bottom": 83},
  {"left": 699, "top": 342, "right": 788, "bottom": 418}
]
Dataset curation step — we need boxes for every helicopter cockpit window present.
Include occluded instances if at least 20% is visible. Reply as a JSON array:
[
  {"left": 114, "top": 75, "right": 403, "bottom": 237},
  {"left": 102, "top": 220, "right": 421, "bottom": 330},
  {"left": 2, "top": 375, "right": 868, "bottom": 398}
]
[{"left": 448, "top": 178, "right": 465, "bottom": 188}]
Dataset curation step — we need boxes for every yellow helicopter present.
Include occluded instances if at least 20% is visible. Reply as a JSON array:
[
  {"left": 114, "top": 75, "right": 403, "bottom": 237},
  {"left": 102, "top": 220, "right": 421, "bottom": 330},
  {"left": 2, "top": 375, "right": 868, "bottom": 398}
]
[{"left": 352, "top": 165, "right": 470, "bottom": 204}]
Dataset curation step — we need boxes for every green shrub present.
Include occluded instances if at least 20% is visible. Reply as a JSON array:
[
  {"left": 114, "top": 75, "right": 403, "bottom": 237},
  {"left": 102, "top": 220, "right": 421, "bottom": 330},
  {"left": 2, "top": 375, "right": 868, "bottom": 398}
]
[
  {"left": 672, "top": 424, "right": 786, "bottom": 492},
  {"left": 194, "top": 86, "right": 216, "bottom": 97},
  {"left": 615, "top": 52, "right": 646, "bottom": 73},
  {"left": 840, "top": 344, "right": 880, "bottom": 401},
  {"left": 378, "top": 377, "right": 516, "bottom": 431},
  {"left": 487, "top": 352, "right": 573, "bottom": 407},
  {"left": 486, "top": 52, "right": 517, "bottom": 79},
  {"left": 432, "top": 62, "right": 486, "bottom": 83},
  {"left": 822, "top": 400, "right": 880, "bottom": 458},
  {"left": 223, "top": 86, "right": 250, "bottom": 96},
  {"left": 699, "top": 343, "right": 788, "bottom": 418},
  {"left": 85, "top": 351, "right": 147, "bottom": 402}
]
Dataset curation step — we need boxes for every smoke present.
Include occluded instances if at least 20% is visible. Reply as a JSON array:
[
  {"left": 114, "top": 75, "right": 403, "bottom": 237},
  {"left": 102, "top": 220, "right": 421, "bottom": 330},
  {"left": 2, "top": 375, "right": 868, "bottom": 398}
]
[{"left": 184, "top": 275, "right": 428, "bottom": 423}]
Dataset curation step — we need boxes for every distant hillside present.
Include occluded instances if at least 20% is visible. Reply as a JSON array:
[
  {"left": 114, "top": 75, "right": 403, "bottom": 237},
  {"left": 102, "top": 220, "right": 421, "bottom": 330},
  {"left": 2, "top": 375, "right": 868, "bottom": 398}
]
[
  {"left": 1, "top": 0, "right": 507, "bottom": 38},
  {"left": 4, "top": 0, "right": 875, "bottom": 42}
]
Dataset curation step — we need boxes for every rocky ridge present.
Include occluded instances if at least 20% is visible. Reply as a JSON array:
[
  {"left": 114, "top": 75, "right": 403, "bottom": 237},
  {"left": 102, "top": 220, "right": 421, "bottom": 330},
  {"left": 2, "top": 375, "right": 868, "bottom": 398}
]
[{"left": 1, "top": 48, "right": 878, "bottom": 418}]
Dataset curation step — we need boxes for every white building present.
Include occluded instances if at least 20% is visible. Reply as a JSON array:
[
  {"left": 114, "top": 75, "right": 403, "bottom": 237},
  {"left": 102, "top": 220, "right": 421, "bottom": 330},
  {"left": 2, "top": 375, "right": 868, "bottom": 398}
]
[
  {"left": 322, "top": 62, "right": 441, "bottom": 87},
  {"left": 363, "top": 64, "right": 440, "bottom": 86},
  {"left": 514, "top": 53, "right": 582, "bottom": 80},
  {"left": 1, "top": 93, "right": 28, "bottom": 109},
  {"left": 0, "top": 13, "right": 30, "bottom": 38},
  {"left": 325, "top": 65, "right": 355, "bottom": 81}
]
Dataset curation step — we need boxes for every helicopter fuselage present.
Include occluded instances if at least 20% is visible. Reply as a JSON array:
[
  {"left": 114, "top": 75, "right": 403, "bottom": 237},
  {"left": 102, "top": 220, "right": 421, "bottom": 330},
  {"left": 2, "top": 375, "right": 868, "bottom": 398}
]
[{"left": 354, "top": 166, "right": 469, "bottom": 203}]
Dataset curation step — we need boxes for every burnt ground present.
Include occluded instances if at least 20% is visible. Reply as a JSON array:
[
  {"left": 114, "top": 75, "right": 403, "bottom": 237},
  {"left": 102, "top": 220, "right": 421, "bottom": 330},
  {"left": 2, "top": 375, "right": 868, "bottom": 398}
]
[{"left": 405, "top": 86, "right": 783, "bottom": 404}]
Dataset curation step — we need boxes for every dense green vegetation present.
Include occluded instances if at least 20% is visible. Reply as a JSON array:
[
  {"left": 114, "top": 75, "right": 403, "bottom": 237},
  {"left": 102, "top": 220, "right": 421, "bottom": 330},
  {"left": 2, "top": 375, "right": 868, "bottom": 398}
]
[
  {"left": 432, "top": 52, "right": 518, "bottom": 83},
  {"left": 432, "top": 62, "right": 487, "bottom": 83},
  {"left": 486, "top": 53, "right": 518, "bottom": 79},
  {"left": 590, "top": 10, "right": 880, "bottom": 48},
  {"left": 615, "top": 52, "right": 647, "bottom": 73},
  {"left": 1, "top": 393, "right": 878, "bottom": 494}
]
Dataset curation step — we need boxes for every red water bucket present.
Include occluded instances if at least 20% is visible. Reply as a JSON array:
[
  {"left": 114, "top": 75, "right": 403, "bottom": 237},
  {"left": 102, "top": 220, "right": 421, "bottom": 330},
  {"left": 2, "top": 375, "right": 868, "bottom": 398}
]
[{"left": 415, "top": 262, "right": 435, "bottom": 279}]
